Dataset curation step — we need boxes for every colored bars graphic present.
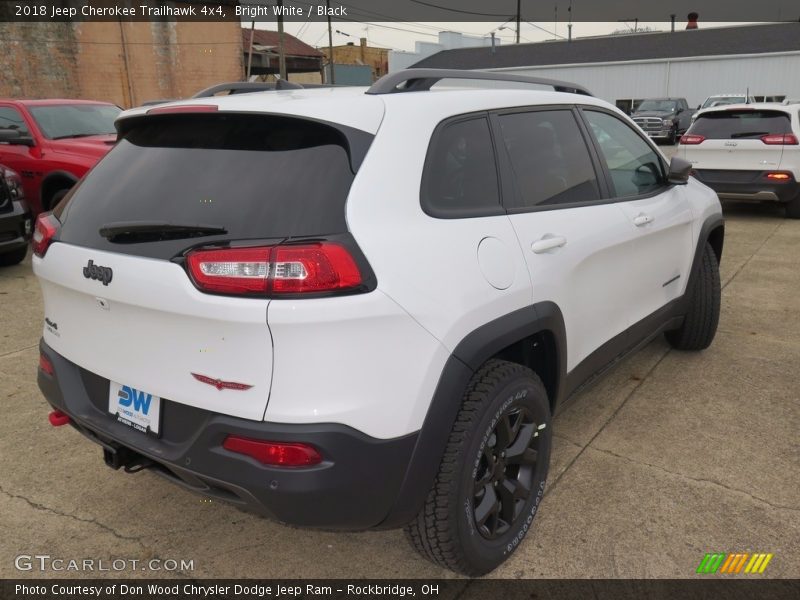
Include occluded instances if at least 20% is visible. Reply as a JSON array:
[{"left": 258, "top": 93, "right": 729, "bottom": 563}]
[{"left": 697, "top": 553, "right": 774, "bottom": 574}]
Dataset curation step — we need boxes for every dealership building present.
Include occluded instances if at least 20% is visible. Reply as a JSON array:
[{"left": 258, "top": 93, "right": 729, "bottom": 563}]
[{"left": 411, "top": 22, "right": 800, "bottom": 111}]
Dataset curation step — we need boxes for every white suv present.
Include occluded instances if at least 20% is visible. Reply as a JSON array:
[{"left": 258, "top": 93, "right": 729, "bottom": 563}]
[
  {"left": 680, "top": 103, "right": 800, "bottom": 218},
  {"left": 33, "top": 69, "right": 724, "bottom": 576}
]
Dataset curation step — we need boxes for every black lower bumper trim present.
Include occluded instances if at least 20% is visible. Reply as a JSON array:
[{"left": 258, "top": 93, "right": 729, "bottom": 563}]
[{"left": 37, "top": 339, "right": 418, "bottom": 530}]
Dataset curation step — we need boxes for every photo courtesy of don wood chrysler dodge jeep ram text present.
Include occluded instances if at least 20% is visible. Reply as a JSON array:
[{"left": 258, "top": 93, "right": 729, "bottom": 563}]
[{"left": 33, "top": 69, "right": 723, "bottom": 576}]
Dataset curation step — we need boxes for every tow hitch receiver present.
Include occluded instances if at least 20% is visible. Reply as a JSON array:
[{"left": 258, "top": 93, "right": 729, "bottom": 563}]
[{"left": 103, "top": 445, "right": 153, "bottom": 473}]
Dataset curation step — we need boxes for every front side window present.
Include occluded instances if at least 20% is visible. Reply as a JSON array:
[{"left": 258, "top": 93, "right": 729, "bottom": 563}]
[
  {"left": 0, "top": 107, "right": 29, "bottom": 136},
  {"left": 421, "top": 117, "right": 501, "bottom": 217},
  {"left": 584, "top": 110, "right": 665, "bottom": 198},
  {"left": 498, "top": 109, "right": 600, "bottom": 209}
]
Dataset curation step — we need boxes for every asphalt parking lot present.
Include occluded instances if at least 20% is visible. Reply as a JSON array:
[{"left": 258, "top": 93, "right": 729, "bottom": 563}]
[{"left": 1, "top": 150, "right": 798, "bottom": 579}]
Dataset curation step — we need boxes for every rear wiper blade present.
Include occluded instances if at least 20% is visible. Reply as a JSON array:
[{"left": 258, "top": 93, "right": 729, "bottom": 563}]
[
  {"left": 729, "top": 131, "right": 769, "bottom": 139},
  {"left": 99, "top": 221, "right": 227, "bottom": 242}
]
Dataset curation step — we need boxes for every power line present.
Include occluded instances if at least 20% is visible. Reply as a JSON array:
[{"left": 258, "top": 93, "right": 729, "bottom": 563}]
[{"left": 407, "top": 0, "right": 512, "bottom": 18}]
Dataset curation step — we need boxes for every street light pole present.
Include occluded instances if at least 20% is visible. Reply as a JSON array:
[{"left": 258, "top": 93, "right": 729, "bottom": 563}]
[{"left": 277, "top": 0, "right": 287, "bottom": 80}]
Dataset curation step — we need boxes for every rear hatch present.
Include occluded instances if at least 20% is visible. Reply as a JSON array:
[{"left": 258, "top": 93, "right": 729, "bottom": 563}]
[
  {"left": 34, "top": 111, "right": 370, "bottom": 421},
  {"left": 681, "top": 108, "right": 792, "bottom": 175}
]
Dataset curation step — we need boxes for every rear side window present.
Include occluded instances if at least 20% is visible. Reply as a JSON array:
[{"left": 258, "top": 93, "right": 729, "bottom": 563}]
[
  {"left": 498, "top": 110, "right": 600, "bottom": 209},
  {"left": 689, "top": 110, "right": 792, "bottom": 139},
  {"left": 57, "top": 114, "right": 368, "bottom": 259},
  {"left": 421, "top": 117, "right": 502, "bottom": 218}
]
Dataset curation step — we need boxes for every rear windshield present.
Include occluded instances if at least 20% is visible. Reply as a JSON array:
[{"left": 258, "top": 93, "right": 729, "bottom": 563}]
[
  {"left": 688, "top": 110, "right": 792, "bottom": 139},
  {"left": 57, "top": 114, "right": 369, "bottom": 258}
]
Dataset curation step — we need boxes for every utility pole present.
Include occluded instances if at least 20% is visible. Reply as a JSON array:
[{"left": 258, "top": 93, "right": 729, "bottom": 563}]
[
  {"left": 515, "top": 0, "right": 521, "bottom": 43},
  {"left": 277, "top": 0, "right": 287, "bottom": 80},
  {"left": 326, "top": 0, "right": 335, "bottom": 83},
  {"left": 246, "top": 20, "right": 255, "bottom": 79}
]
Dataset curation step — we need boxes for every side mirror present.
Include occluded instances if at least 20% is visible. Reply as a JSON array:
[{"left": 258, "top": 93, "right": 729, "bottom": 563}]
[
  {"left": 668, "top": 156, "right": 692, "bottom": 185},
  {"left": 0, "top": 129, "right": 34, "bottom": 146},
  {"left": 696, "top": 104, "right": 701, "bottom": 110}
]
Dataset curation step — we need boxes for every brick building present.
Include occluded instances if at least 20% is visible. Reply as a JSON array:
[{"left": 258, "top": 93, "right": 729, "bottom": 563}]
[
  {"left": 321, "top": 38, "right": 389, "bottom": 82},
  {"left": 0, "top": 20, "right": 243, "bottom": 107}
]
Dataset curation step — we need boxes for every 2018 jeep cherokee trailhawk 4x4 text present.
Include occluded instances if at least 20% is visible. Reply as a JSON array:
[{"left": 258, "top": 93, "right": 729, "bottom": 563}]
[{"left": 33, "top": 70, "right": 724, "bottom": 576}]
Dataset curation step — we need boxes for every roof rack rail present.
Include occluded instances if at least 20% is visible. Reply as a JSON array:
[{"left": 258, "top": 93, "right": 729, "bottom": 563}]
[
  {"left": 366, "top": 68, "right": 592, "bottom": 96},
  {"left": 192, "top": 80, "right": 304, "bottom": 98}
]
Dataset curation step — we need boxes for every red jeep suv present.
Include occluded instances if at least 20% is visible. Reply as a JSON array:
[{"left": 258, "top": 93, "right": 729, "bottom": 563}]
[{"left": 0, "top": 99, "right": 121, "bottom": 214}]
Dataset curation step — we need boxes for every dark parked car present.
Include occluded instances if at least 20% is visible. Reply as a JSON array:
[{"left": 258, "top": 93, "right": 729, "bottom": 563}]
[
  {"left": 0, "top": 163, "right": 32, "bottom": 266},
  {"left": 631, "top": 98, "right": 693, "bottom": 144}
]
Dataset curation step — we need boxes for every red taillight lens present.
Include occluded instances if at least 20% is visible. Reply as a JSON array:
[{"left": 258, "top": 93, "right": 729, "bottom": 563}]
[
  {"left": 765, "top": 172, "right": 793, "bottom": 181},
  {"left": 761, "top": 134, "right": 799, "bottom": 145},
  {"left": 680, "top": 134, "right": 705, "bottom": 145},
  {"left": 39, "top": 353, "right": 54, "bottom": 376},
  {"left": 48, "top": 409, "right": 70, "bottom": 427},
  {"left": 186, "top": 247, "right": 270, "bottom": 295},
  {"left": 271, "top": 243, "right": 362, "bottom": 294},
  {"left": 32, "top": 212, "right": 60, "bottom": 258},
  {"left": 222, "top": 436, "right": 322, "bottom": 467},
  {"left": 186, "top": 242, "right": 363, "bottom": 297}
]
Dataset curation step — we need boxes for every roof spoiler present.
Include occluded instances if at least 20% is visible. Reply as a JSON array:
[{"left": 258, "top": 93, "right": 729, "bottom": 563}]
[{"left": 366, "top": 68, "right": 592, "bottom": 96}]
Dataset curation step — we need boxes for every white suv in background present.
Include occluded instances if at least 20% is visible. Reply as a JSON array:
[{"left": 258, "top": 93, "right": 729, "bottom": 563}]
[
  {"left": 680, "top": 103, "right": 800, "bottom": 218},
  {"left": 32, "top": 69, "right": 724, "bottom": 576}
]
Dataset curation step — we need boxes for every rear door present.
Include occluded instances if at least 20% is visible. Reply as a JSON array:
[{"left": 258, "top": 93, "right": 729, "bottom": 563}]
[
  {"left": 34, "top": 112, "right": 367, "bottom": 421},
  {"left": 494, "top": 106, "right": 637, "bottom": 370},
  {"left": 581, "top": 109, "right": 694, "bottom": 323},
  {"left": 681, "top": 108, "right": 791, "bottom": 173}
]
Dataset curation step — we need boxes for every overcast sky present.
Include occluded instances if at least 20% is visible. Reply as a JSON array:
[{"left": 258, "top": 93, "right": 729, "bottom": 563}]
[{"left": 246, "top": 20, "right": 745, "bottom": 52}]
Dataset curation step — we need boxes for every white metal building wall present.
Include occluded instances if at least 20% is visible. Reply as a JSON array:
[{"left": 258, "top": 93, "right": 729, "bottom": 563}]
[{"left": 488, "top": 52, "right": 800, "bottom": 108}]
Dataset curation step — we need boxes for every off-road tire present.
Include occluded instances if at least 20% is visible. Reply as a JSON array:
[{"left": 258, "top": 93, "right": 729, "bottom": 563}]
[
  {"left": 0, "top": 245, "right": 27, "bottom": 266},
  {"left": 665, "top": 242, "right": 720, "bottom": 350},
  {"left": 405, "top": 359, "right": 551, "bottom": 576}
]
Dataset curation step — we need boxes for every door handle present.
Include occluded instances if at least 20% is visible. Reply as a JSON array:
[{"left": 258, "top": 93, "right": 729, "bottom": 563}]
[
  {"left": 531, "top": 235, "right": 567, "bottom": 254},
  {"left": 633, "top": 214, "right": 654, "bottom": 227}
]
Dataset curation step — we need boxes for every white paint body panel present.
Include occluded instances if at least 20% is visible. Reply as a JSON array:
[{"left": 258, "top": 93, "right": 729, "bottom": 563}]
[
  {"left": 265, "top": 291, "right": 448, "bottom": 439},
  {"left": 33, "top": 243, "right": 273, "bottom": 421}
]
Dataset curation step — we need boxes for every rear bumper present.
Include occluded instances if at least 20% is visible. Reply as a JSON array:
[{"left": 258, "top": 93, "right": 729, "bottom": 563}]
[
  {"left": 0, "top": 200, "right": 33, "bottom": 252},
  {"left": 37, "top": 339, "right": 418, "bottom": 530},
  {"left": 693, "top": 170, "right": 799, "bottom": 203}
]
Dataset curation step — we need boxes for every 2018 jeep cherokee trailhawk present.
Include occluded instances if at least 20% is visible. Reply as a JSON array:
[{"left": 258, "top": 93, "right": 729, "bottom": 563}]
[{"left": 33, "top": 69, "right": 724, "bottom": 576}]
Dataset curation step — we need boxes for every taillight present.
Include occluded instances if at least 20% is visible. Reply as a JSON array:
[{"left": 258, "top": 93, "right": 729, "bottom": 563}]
[
  {"left": 680, "top": 134, "right": 705, "bottom": 145},
  {"left": 222, "top": 436, "right": 322, "bottom": 467},
  {"left": 32, "top": 212, "right": 60, "bottom": 258},
  {"left": 186, "top": 247, "right": 270, "bottom": 295},
  {"left": 186, "top": 242, "right": 364, "bottom": 297},
  {"left": 761, "top": 134, "right": 799, "bottom": 145},
  {"left": 39, "top": 353, "right": 54, "bottom": 376},
  {"left": 765, "top": 172, "right": 793, "bottom": 182},
  {"left": 271, "top": 243, "right": 361, "bottom": 294}
]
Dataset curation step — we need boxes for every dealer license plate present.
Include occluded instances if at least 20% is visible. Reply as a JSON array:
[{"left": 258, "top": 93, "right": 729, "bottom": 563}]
[{"left": 108, "top": 381, "right": 161, "bottom": 436}]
